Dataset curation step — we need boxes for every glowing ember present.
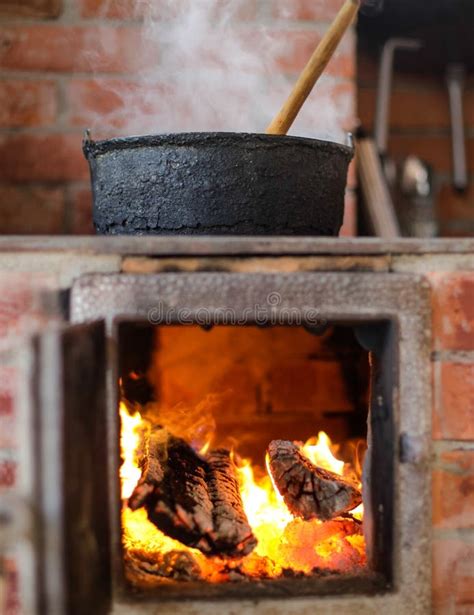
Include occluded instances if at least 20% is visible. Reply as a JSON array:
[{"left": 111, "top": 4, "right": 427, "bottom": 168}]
[{"left": 120, "top": 400, "right": 366, "bottom": 584}]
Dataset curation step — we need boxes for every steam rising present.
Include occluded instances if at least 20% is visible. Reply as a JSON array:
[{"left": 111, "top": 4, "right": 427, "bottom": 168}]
[{"left": 86, "top": 0, "right": 354, "bottom": 142}]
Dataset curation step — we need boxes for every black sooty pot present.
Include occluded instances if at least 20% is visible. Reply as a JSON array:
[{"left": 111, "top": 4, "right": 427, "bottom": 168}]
[{"left": 83, "top": 132, "right": 353, "bottom": 236}]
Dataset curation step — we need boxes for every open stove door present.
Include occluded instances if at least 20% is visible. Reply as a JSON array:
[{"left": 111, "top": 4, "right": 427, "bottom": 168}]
[{"left": 9, "top": 321, "right": 111, "bottom": 615}]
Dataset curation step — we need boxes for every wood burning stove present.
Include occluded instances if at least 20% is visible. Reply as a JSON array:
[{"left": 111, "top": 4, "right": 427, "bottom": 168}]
[{"left": 11, "top": 246, "right": 432, "bottom": 614}]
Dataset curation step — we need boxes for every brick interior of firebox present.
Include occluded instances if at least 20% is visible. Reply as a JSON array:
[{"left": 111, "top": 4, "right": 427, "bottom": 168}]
[
  {"left": 118, "top": 323, "right": 382, "bottom": 597},
  {"left": 149, "top": 325, "right": 369, "bottom": 457}
]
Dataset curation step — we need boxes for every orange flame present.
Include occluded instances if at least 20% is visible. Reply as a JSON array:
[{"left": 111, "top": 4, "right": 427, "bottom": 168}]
[
  {"left": 301, "top": 431, "right": 345, "bottom": 474},
  {"left": 119, "top": 402, "right": 142, "bottom": 499},
  {"left": 120, "top": 401, "right": 365, "bottom": 583},
  {"left": 301, "top": 431, "right": 364, "bottom": 521}
]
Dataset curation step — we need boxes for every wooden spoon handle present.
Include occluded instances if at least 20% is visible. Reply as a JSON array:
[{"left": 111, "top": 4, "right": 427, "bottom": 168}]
[{"left": 266, "top": 0, "right": 360, "bottom": 135}]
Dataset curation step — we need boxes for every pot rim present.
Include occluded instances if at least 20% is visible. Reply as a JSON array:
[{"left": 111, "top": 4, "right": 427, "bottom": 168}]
[{"left": 82, "top": 130, "right": 354, "bottom": 160}]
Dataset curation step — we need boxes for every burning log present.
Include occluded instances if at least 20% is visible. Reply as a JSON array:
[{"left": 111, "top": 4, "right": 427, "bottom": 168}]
[
  {"left": 128, "top": 428, "right": 257, "bottom": 558},
  {"left": 267, "top": 440, "right": 362, "bottom": 521},
  {"left": 206, "top": 449, "right": 257, "bottom": 556}
]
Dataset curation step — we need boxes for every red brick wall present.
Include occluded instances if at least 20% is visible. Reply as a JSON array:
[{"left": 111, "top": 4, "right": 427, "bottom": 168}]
[
  {"left": 0, "top": 0, "right": 357, "bottom": 236},
  {"left": 357, "top": 51, "right": 474, "bottom": 237},
  {"left": 429, "top": 271, "right": 474, "bottom": 613}
]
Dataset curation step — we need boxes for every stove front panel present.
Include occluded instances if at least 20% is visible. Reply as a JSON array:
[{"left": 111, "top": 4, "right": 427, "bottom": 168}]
[{"left": 71, "top": 271, "right": 432, "bottom": 613}]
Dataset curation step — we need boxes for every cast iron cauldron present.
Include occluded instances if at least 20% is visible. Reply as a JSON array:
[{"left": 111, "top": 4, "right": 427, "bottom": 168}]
[{"left": 83, "top": 132, "right": 353, "bottom": 236}]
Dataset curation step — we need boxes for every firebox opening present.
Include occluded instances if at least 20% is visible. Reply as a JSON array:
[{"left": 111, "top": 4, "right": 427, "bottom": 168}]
[{"left": 116, "top": 321, "right": 395, "bottom": 599}]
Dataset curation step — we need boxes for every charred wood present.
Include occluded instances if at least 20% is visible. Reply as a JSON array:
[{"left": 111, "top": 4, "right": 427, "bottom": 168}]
[
  {"left": 267, "top": 440, "right": 362, "bottom": 521},
  {"left": 128, "top": 429, "right": 256, "bottom": 557},
  {"left": 207, "top": 449, "right": 257, "bottom": 557},
  {"left": 129, "top": 428, "right": 216, "bottom": 552},
  {"left": 127, "top": 428, "right": 166, "bottom": 510}
]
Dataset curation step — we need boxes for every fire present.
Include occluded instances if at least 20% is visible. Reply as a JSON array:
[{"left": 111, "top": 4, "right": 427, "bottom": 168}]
[
  {"left": 302, "top": 431, "right": 345, "bottom": 474},
  {"left": 301, "top": 431, "right": 364, "bottom": 522},
  {"left": 119, "top": 402, "right": 143, "bottom": 499},
  {"left": 120, "top": 400, "right": 366, "bottom": 584}
]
